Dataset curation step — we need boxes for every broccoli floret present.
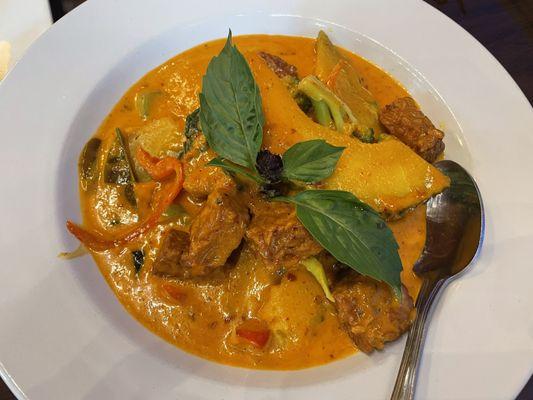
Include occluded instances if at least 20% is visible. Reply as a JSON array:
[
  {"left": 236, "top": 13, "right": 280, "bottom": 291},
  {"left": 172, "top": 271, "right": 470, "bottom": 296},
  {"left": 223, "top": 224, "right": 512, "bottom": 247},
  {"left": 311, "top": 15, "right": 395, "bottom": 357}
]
[
  {"left": 294, "top": 91, "right": 313, "bottom": 114},
  {"left": 258, "top": 52, "right": 312, "bottom": 114},
  {"left": 352, "top": 127, "right": 375, "bottom": 143},
  {"left": 282, "top": 76, "right": 312, "bottom": 114},
  {"left": 298, "top": 76, "right": 378, "bottom": 143},
  {"left": 311, "top": 99, "right": 333, "bottom": 127},
  {"left": 298, "top": 76, "right": 358, "bottom": 133}
]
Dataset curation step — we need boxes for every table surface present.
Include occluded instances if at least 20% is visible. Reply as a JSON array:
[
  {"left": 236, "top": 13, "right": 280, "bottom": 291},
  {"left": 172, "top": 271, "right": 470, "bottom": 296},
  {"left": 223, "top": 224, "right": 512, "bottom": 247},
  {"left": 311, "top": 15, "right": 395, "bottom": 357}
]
[
  {"left": 1, "top": 0, "right": 532, "bottom": 399},
  {"left": 0, "top": 0, "right": 51, "bottom": 64}
]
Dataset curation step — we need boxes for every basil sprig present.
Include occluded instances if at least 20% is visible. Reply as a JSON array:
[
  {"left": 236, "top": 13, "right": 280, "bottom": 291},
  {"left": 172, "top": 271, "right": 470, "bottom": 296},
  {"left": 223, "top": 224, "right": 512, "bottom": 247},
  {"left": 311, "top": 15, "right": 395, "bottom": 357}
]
[
  {"left": 283, "top": 139, "right": 344, "bottom": 183},
  {"left": 210, "top": 140, "right": 344, "bottom": 185},
  {"left": 200, "top": 32, "right": 344, "bottom": 185},
  {"left": 199, "top": 31, "right": 402, "bottom": 296},
  {"left": 277, "top": 190, "right": 402, "bottom": 296},
  {"left": 200, "top": 31, "right": 263, "bottom": 170},
  {"left": 208, "top": 157, "right": 264, "bottom": 184}
]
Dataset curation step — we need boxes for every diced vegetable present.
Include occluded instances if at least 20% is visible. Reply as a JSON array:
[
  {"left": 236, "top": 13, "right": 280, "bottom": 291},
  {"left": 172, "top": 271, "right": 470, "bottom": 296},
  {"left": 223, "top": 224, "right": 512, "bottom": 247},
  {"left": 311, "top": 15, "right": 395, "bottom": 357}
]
[
  {"left": 327, "top": 61, "right": 379, "bottom": 142},
  {"left": 315, "top": 30, "right": 342, "bottom": 83},
  {"left": 67, "top": 148, "right": 184, "bottom": 251},
  {"left": 251, "top": 54, "right": 450, "bottom": 217},
  {"left": 298, "top": 75, "right": 357, "bottom": 134},
  {"left": 236, "top": 319, "right": 270, "bottom": 348},
  {"left": 258, "top": 271, "right": 329, "bottom": 350},
  {"left": 282, "top": 76, "right": 312, "bottom": 113},
  {"left": 311, "top": 99, "right": 332, "bottom": 127},
  {"left": 134, "top": 90, "right": 161, "bottom": 120},
  {"left": 124, "top": 184, "right": 137, "bottom": 207},
  {"left": 258, "top": 51, "right": 312, "bottom": 113},
  {"left": 161, "top": 203, "right": 190, "bottom": 225},
  {"left": 162, "top": 203, "right": 188, "bottom": 218},
  {"left": 104, "top": 128, "right": 137, "bottom": 206},
  {"left": 315, "top": 31, "right": 380, "bottom": 142},
  {"left": 236, "top": 328, "right": 270, "bottom": 348},
  {"left": 128, "top": 118, "right": 183, "bottom": 180},
  {"left": 315, "top": 31, "right": 373, "bottom": 103},
  {"left": 161, "top": 283, "right": 188, "bottom": 303},
  {"left": 94, "top": 184, "right": 139, "bottom": 228},
  {"left": 79, "top": 138, "right": 101, "bottom": 190},
  {"left": 301, "top": 257, "right": 335, "bottom": 302},
  {"left": 104, "top": 128, "right": 137, "bottom": 184}
]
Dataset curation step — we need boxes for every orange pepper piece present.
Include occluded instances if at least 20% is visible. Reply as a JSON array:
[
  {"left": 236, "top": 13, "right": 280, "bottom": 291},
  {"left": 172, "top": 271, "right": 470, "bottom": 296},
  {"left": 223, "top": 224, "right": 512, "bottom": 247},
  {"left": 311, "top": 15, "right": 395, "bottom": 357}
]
[
  {"left": 236, "top": 319, "right": 270, "bottom": 348},
  {"left": 66, "top": 148, "right": 183, "bottom": 251}
]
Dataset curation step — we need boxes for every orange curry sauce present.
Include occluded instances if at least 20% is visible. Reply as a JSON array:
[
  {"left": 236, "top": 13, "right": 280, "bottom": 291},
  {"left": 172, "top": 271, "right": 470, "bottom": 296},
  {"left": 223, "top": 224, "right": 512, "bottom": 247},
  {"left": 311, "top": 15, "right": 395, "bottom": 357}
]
[{"left": 79, "top": 35, "right": 424, "bottom": 369}]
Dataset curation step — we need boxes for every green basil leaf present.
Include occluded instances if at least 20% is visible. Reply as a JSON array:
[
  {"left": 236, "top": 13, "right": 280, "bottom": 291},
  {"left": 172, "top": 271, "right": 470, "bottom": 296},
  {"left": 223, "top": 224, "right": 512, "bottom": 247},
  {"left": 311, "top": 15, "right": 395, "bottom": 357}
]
[
  {"left": 199, "top": 31, "right": 263, "bottom": 169},
  {"left": 282, "top": 139, "right": 345, "bottom": 183},
  {"left": 277, "top": 190, "right": 402, "bottom": 296},
  {"left": 207, "top": 157, "right": 264, "bottom": 183}
]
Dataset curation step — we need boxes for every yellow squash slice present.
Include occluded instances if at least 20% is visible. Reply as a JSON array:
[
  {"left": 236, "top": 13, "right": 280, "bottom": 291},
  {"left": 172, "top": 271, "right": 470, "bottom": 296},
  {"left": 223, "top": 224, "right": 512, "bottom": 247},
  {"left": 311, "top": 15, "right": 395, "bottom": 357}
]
[
  {"left": 252, "top": 52, "right": 449, "bottom": 217},
  {"left": 316, "top": 31, "right": 381, "bottom": 140}
]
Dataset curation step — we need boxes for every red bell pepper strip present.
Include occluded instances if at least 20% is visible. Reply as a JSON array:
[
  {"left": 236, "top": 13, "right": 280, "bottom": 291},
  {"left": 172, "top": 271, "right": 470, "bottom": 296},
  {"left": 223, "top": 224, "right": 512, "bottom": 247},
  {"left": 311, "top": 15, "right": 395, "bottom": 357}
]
[{"left": 236, "top": 323, "right": 270, "bottom": 348}]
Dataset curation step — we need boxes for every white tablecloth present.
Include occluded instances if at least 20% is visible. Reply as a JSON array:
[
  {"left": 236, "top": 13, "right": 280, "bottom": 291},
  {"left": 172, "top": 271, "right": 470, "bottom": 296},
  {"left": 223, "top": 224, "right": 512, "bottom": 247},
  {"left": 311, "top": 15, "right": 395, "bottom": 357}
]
[{"left": 0, "top": 0, "right": 52, "bottom": 77}]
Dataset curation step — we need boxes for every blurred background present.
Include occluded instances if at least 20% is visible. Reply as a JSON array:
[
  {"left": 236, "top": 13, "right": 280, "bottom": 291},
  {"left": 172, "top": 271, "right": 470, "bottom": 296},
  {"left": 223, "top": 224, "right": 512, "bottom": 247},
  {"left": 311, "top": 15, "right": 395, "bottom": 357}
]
[
  {"left": 1, "top": 0, "right": 532, "bottom": 101},
  {"left": 0, "top": 0, "right": 532, "bottom": 399},
  {"left": 50, "top": 0, "right": 533, "bottom": 103}
]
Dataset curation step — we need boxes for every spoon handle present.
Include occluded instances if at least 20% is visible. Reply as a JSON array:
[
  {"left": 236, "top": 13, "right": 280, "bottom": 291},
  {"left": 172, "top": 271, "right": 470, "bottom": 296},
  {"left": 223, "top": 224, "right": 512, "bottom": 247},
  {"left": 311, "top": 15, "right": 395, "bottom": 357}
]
[{"left": 390, "top": 278, "right": 446, "bottom": 400}]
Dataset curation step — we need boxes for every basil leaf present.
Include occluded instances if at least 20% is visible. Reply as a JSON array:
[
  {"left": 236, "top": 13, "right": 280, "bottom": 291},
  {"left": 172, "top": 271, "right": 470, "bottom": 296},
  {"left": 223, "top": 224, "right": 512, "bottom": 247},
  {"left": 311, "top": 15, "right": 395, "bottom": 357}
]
[
  {"left": 278, "top": 190, "right": 402, "bottom": 296},
  {"left": 282, "top": 140, "right": 344, "bottom": 183},
  {"left": 208, "top": 157, "right": 264, "bottom": 183},
  {"left": 199, "top": 31, "right": 263, "bottom": 169}
]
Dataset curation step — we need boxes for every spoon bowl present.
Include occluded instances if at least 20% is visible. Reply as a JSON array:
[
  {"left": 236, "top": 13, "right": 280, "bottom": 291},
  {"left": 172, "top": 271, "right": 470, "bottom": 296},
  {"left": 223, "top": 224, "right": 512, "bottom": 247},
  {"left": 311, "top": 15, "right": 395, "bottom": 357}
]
[
  {"left": 391, "top": 160, "right": 484, "bottom": 400},
  {"left": 414, "top": 160, "right": 483, "bottom": 278}
]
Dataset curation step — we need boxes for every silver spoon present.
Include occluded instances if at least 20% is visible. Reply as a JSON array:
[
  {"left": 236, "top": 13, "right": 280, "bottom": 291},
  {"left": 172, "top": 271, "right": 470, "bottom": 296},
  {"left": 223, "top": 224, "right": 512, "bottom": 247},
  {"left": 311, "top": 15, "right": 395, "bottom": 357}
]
[{"left": 390, "top": 160, "right": 484, "bottom": 400}]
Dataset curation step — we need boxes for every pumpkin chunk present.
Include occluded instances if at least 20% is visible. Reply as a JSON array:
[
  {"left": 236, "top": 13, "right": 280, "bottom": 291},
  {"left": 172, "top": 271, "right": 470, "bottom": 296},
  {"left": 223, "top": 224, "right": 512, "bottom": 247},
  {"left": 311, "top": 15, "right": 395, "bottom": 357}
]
[{"left": 251, "top": 53, "right": 450, "bottom": 217}]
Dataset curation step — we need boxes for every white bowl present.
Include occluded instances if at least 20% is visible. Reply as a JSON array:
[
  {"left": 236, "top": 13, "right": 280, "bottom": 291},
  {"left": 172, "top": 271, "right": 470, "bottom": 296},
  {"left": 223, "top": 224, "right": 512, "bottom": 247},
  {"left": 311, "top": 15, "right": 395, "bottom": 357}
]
[{"left": 0, "top": 0, "right": 532, "bottom": 399}]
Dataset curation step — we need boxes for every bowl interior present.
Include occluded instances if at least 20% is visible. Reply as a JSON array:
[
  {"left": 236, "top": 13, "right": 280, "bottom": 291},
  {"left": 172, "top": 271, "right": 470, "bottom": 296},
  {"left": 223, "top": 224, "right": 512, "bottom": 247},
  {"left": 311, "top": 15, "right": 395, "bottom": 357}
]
[
  {"left": 3, "top": 12, "right": 473, "bottom": 400},
  {"left": 57, "top": 12, "right": 472, "bottom": 391}
]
